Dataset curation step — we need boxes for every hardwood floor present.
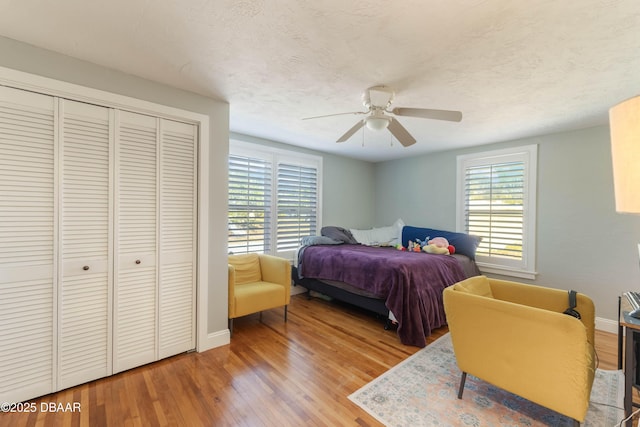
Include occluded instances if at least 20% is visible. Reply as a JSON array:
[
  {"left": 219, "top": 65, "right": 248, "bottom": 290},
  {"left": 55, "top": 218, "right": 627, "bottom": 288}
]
[{"left": 0, "top": 294, "right": 625, "bottom": 427}]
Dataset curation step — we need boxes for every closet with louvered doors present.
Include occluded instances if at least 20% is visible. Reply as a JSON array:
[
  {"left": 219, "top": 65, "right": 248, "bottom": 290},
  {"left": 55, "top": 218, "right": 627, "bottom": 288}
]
[{"left": 0, "top": 85, "right": 198, "bottom": 404}]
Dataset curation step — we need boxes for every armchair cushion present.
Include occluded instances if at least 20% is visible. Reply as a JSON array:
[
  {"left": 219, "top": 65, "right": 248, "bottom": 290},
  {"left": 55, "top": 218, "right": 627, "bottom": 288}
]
[
  {"left": 234, "top": 282, "right": 287, "bottom": 316},
  {"left": 229, "top": 253, "right": 262, "bottom": 284}
]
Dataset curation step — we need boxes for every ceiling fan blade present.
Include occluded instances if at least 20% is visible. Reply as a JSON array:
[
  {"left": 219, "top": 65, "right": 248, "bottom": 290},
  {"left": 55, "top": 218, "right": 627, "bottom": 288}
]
[
  {"left": 391, "top": 107, "right": 462, "bottom": 122},
  {"left": 387, "top": 118, "right": 416, "bottom": 147},
  {"left": 337, "top": 120, "right": 365, "bottom": 142},
  {"left": 302, "top": 111, "right": 367, "bottom": 120}
]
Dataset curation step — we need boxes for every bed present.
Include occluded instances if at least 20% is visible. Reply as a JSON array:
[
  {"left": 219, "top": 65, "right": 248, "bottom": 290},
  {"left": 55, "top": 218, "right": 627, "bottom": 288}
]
[{"left": 293, "top": 225, "right": 481, "bottom": 348}]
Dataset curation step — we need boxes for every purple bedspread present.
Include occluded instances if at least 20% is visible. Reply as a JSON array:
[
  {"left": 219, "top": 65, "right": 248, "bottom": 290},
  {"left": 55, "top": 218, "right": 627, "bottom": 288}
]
[{"left": 299, "top": 244, "right": 466, "bottom": 347}]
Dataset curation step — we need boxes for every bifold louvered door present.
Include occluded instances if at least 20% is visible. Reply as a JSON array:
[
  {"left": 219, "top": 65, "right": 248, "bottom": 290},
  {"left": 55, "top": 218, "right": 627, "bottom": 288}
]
[
  {"left": 158, "top": 120, "right": 196, "bottom": 359},
  {"left": 113, "top": 112, "right": 197, "bottom": 373},
  {"left": 0, "top": 86, "right": 56, "bottom": 403},
  {"left": 113, "top": 111, "right": 158, "bottom": 373},
  {"left": 58, "top": 99, "right": 112, "bottom": 389}
]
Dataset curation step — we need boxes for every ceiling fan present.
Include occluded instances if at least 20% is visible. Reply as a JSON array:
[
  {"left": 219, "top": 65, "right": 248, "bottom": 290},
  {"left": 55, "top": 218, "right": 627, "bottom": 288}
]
[{"left": 303, "top": 85, "right": 462, "bottom": 147}]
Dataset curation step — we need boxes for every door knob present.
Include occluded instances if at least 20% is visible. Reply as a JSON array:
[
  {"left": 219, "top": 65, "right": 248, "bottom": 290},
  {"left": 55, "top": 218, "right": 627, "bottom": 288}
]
[
  {"left": 83, "top": 266, "right": 90, "bottom": 271},
  {"left": 135, "top": 259, "right": 141, "bottom": 264}
]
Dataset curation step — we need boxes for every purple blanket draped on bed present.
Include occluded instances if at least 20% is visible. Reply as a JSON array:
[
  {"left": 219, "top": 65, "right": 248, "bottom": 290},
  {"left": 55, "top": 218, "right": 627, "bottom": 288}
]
[{"left": 299, "top": 244, "right": 466, "bottom": 347}]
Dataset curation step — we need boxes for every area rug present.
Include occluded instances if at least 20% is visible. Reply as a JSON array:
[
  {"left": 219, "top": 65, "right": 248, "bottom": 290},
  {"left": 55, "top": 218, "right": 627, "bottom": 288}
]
[{"left": 349, "top": 333, "right": 624, "bottom": 426}]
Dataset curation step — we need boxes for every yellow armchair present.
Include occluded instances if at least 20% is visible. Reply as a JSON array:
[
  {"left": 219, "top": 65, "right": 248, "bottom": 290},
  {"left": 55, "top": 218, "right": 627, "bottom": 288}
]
[
  {"left": 228, "top": 253, "right": 291, "bottom": 335},
  {"left": 443, "top": 276, "right": 595, "bottom": 425}
]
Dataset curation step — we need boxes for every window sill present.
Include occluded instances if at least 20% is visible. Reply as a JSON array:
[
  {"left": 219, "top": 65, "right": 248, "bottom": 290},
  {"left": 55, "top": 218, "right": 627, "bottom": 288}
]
[{"left": 476, "top": 264, "right": 537, "bottom": 280}]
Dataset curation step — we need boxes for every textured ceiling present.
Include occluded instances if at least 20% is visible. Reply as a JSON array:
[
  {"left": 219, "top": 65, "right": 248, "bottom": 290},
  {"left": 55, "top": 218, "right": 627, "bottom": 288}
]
[{"left": 0, "top": 0, "right": 639, "bottom": 162}]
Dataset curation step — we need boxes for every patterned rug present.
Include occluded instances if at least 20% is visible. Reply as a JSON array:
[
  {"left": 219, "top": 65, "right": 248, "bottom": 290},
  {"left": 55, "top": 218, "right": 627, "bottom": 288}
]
[{"left": 349, "top": 333, "right": 624, "bottom": 426}]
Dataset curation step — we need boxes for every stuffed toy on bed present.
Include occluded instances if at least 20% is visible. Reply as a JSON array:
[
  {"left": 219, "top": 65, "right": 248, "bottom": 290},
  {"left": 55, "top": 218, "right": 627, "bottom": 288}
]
[
  {"left": 423, "top": 237, "right": 456, "bottom": 255},
  {"left": 401, "top": 237, "right": 456, "bottom": 255},
  {"left": 407, "top": 240, "right": 423, "bottom": 252},
  {"left": 423, "top": 243, "right": 450, "bottom": 254}
]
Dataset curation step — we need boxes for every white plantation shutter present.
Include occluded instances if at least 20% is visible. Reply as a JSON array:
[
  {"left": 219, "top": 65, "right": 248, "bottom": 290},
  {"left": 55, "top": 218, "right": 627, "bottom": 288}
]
[
  {"left": 457, "top": 145, "right": 537, "bottom": 279},
  {"left": 158, "top": 119, "right": 196, "bottom": 358},
  {"left": 58, "top": 99, "right": 112, "bottom": 389},
  {"left": 464, "top": 161, "right": 524, "bottom": 260},
  {"left": 277, "top": 162, "right": 318, "bottom": 252},
  {"left": 228, "top": 141, "right": 322, "bottom": 257},
  {"left": 114, "top": 111, "right": 158, "bottom": 373},
  {"left": 228, "top": 154, "right": 272, "bottom": 254},
  {"left": 0, "top": 86, "right": 56, "bottom": 403}
]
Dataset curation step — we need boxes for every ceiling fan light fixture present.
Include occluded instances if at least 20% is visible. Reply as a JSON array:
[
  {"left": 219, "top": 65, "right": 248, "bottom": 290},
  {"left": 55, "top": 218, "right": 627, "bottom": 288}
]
[{"left": 365, "top": 116, "right": 390, "bottom": 131}]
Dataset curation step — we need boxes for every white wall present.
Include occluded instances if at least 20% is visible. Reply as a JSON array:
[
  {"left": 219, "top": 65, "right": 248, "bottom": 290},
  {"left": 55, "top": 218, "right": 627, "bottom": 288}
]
[{"left": 375, "top": 126, "right": 640, "bottom": 321}]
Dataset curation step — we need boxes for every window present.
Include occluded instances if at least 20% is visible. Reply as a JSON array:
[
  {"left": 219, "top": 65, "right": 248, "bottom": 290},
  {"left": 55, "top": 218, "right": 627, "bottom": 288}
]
[
  {"left": 456, "top": 145, "right": 537, "bottom": 279},
  {"left": 276, "top": 162, "right": 318, "bottom": 252},
  {"left": 228, "top": 155, "right": 272, "bottom": 254},
  {"left": 228, "top": 141, "right": 321, "bottom": 258}
]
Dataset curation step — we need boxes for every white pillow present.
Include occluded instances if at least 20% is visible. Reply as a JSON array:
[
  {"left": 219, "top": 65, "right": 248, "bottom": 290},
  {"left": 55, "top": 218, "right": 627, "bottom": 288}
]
[
  {"left": 350, "top": 218, "right": 405, "bottom": 246},
  {"left": 394, "top": 218, "right": 405, "bottom": 244}
]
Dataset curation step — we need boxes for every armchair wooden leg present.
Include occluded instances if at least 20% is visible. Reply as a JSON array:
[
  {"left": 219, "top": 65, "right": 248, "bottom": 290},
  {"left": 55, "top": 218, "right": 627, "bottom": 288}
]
[
  {"left": 229, "top": 318, "right": 233, "bottom": 337},
  {"left": 284, "top": 305, "right": 288, "bottom": 322},
  {"left": 457, "top": 372, "right": 467, "bottom": 399}
]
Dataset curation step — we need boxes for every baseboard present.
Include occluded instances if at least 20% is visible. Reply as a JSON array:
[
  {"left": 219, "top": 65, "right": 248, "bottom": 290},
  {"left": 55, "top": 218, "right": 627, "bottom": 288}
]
[
  {"left": 596, "top": 316, "right": 618, "bottom": 334},
  {"left": 197, "top": 329, "right": 230, "bottom": 352}
]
